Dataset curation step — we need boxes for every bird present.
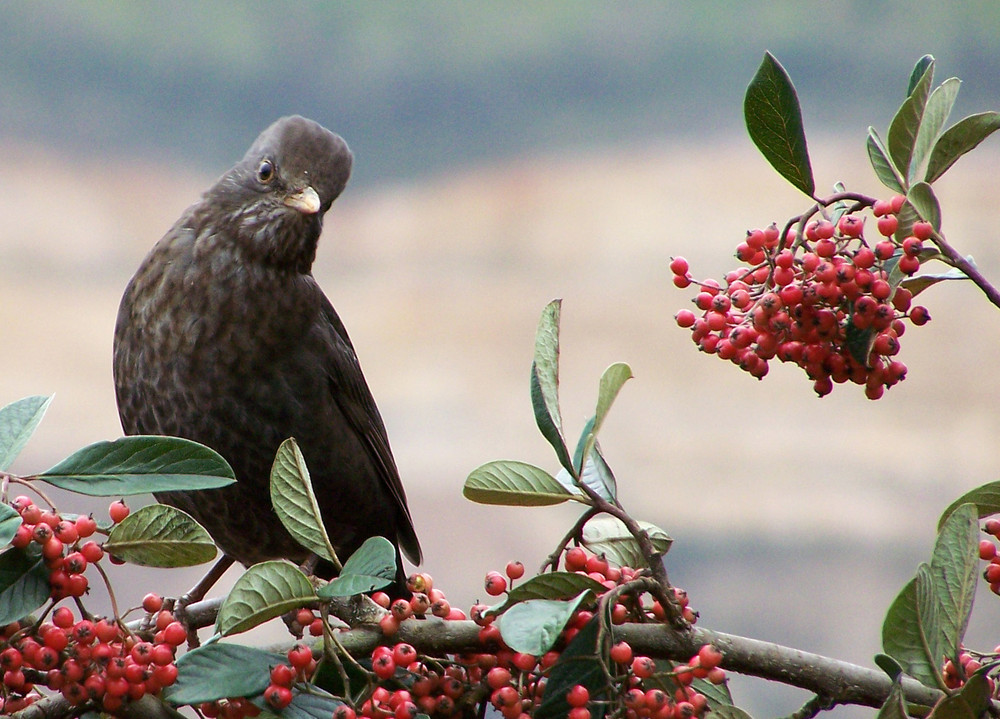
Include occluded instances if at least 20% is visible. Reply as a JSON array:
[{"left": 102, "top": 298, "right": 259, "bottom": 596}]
[{"left": 112, "top": 116, "right": 421, "bottom": 586}]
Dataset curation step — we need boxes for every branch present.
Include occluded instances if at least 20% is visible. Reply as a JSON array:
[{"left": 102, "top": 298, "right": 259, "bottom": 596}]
[{"left": 930, "top": 230, "right": 1000, "bottom": 310}]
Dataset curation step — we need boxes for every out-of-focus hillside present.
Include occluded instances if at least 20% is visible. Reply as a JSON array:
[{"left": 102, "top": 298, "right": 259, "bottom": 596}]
[
  {"left": 3, "top": 2, "right": 1000, "bottom": 184},
  {"left": 3, "top": 133, "right": 1000, "bottom": 716}
]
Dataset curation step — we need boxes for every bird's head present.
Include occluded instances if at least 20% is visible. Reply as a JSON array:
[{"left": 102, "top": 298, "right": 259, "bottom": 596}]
[{"left": 207, "top": 116, "right": 353, "bottom": 272}]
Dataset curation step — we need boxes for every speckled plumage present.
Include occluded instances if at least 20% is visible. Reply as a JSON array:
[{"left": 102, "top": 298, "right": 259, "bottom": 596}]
[{"left": 113, "top": 116, "right": 421, "bottom": 578}]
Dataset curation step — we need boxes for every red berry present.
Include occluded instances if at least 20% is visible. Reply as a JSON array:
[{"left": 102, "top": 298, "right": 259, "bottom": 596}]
[
  {"left": 980, "top": 541, "right": 997, "bottom": 561},
  {"left": 53, "top": 520, "right": 78, "bottom": 544},
  {"left": 698, "top": 644, "right": 724, "bottom": 670},
  {"left": 270, "top": 663, "right": 294, "bottom": 687},
  {"left": 151, "top": 643, "right": 175, "bottom": 666},
  {"left": 484, "top": 571, "right": 507, "bottom": 596},
  {"left": 876, "top": 215, "right": 898, "bottom": 237},
  {"left": 838, "top": 215, "right": 864, "bottom": 238},
  {"left": 109, "top": 500, "right": 130, "bottom": 523},
  {"left": 75, "top": 515, "right": 97, "bottom": 538},
  {"left": 287, "top": 644, "right": 312, "bottom": 670},
  {"left": 264, "top": 684, "right": 293, "bottom": 710},
  {"left": 632, "top": 656, "right": 655, "bottom": 678},
  {"left": 912, "top": 221, "right": 934, "bottom": 240},
  {"left": 910, "top": 306, "right": 931, "bottom": 325},
  {"left": 564, "top": 547, "right": 587, "bottom": 571},
  {"left": 566, "top": 684, "right": 590, "bottom": 707},
  {"left": 52, "top": 606, "right": 74, "bottom": 629},
  {"left": 143, "top": 594, "right": 164, "bottom": 613},
  {"left": 669, "top": 257, "right": 689, "bottom": 276},
  {"left": 373, "top": 653, "right": 396, "bottom": 679},
  {"left": 610, "top": 641, "right": 633, "bottom": 665},
  {"left": 80, "top": 541, "right": 104, "bottom": 563},
  {"left": 874, "top": 240, "right": 895, "bottom": 260}
]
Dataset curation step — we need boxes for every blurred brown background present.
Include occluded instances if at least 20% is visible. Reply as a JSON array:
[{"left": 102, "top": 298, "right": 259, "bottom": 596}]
[{"left": 3, "top": 4, "right": 1000, "bottom": 716}]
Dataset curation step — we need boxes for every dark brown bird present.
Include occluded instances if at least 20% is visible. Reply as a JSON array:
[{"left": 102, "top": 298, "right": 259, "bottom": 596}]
[{"left": 113, "top": 116, "right": 421, "bottom": 582}]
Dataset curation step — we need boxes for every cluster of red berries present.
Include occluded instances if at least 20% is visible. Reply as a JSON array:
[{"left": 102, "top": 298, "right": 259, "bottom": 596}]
[
  {"left": 978, "top": 518, "right": 1000, "bottom": 596},
  {"left": 941, "top": 647, "right": 990, "bottom": 692},
  {"left": 231, "top": 551, "right": 720, "bottom": 719},
  {"left": 673, "top": 195, "right": 933, "bottom": 399},
  {"left": 0, "top": 598, "right": 184, "bottom": 713}
]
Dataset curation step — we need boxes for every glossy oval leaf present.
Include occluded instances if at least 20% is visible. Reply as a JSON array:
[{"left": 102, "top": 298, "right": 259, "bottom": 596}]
[
  {"left": 0, "top": 395, "right": 52, "bottom": 472},
  {"left": 531, "top": 300, "right": 573, "bottom": 474},
  {"left": 215, "top": 560, "right": 317, "bottom": 637},
  {"left": 882, "top": 564, "right": 945, "bottom": 690},
  {"left": 907, "top": 183, "right": 941, "bottom": 231},
  {"left": 867, "top": 127, "right": 906, "bottom": 193},
  {"left": 464, "top": 460, "right": 578, "bottom": 506},
  {"left": 909, "top": 77, "right": 960, "bottom": 182},
  {"left": 930, "top": 503, "right": 979, "bottom": 663},
  {"left": 37, "top": 436, "right": 235, "bottom": 496},
  {"left": 165, "top": 643, "right": 287, "bottom": 705},
  {"left": 0, "top": 504, "right": 22, "bottom": 547},
  {"left": 939, "top": 481, "right": 1000, "bottom": 530},
  {"left": 594, "top": 363, "right": 633, "bottom": 437},
  {"left": 270, "top": 438, "right": 337, "bottom": 565},
  {"left": 888, "top": 60, "right": 934, "bottom": 179},
  {"left": 744, "top": 52, "right": 814, "bottom": 196},
  {"left": 0, "top": 547, "right": 50, "bottom": 625},
  {"left": 581, "top": 516, "right": 672, "bottom": 568},
  {"left": 496, "top": 590, "right": 592, "bottom": 656},
  {"left": 926, "top": 111, "right": 1000, "bottom": 183},
  {"left": 488, "top": 571, "right": 606, "bottom": 616},
  {"left": 318, "top": 535, "right": 396, "bottom": 598},
  {"left": 104, "top": 504, "right": 217, "bottom": 567},
  {"left": 537, "top": 613, "right": 607, "bottom": 719}
]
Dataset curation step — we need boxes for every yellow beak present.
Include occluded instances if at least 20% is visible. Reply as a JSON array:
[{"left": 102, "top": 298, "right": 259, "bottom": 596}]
[{"left": 283, "top": 186, "right": 321, "bottom": 215}]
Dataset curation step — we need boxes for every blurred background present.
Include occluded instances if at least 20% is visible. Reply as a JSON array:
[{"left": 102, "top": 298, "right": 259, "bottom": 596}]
[{"left": 3, "top": 2, "right": 1000, "bottom": 716}]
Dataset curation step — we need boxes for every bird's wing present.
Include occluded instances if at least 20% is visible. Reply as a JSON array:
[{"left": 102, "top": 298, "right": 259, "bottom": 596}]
[{"left": 318, "top": 294, "right": 422, "bottom": 565}]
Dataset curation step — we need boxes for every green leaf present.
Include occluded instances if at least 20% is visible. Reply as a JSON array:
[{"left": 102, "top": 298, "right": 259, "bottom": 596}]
[
  {"left": 875, "top": 653, "right": 904, "bottom": 681},
  {"left": 318, "top": 535, "right": 396, "bottom": 598},
  {"left": 488, "top": 571, "right": 607, "bottom": 616},
  {"left": 909, "top": 78, "right": 961, "bottom": 182},
  {"left": 557, "top": 442, "right": 616, "bottom": 503},
  {"left": 881, "top": 564, "right": 945, "bottom": 689},
  {"left": 867, "top": 127, "right": 906, "bottom": 193},
  {"left": 311, "top": 653, "right": 370, "bottom": 701},
  {"left": 463, "top": 460, "right": 578, "bottom": 506},
  {"left": 0, "top": 505, "right": 22, "bottom": 547},
  {"left": 691, "top": 676, "right": 734, "bottom": 710},
  {"left": 594, "top": 363, "right": 632, "bottom": 437},
  {"left": 0, "top": 547, "right": 50, "bottom": 625},
  {"left": 875, "top": 676, "right": 908, "bottom": 719},
  {"left": 844, "top": 315, "right": 877, "bottom": 368},
  {"left": 36, "top": 436, "right": 235, "bottom": 496},
  {"left": 536, "top": 612, "right": 608, "bottom": 719},
  {"left": 164, "top": 643, "right": 287, "bottom": 705},
  {"left": 270, "top": 438, "right": 338, "bottom": 565},
  {"left": 939, "top": 482, "right": 1000, "bottom": 529},
  {"left": 215, "top": 560, "right": 317, "bottom": 637},
  {"left": 497, "top": 591, "right": 593, "bottom": 656},
  {"left": 901, "top": 262, "right": 971, "bottom": 298},
  {"left": 743, "top": 52, "right": 814, "bottom": 196},
  {"left": 926, "top": 112, "right": 1000, "bottom": 183},
  {"left": 581, "top": 516, "right": 672, "bottom": 568},
  {"left": 531, "top": 300, "right": 574, "bottom": 474},
  {"left": 927, "top": 681, "right": 983, "bottom": 719},
  {"left": 930, "top": 503, "right": 979, "bottom": 664},
  {"left": 104, "top": 504, "right": 217, "bottom": 567},
  {"left": 907, "top": 56, "right": 935, "bottom": 97},
  {"left": 907, "top": 183, "right": 942, "bottom": 231},
  {"left": 888, "top": 60, "right": 934, "bottom": 178},
  {"left": 0, "top": 395, "right": 52, "bottom": 471}
]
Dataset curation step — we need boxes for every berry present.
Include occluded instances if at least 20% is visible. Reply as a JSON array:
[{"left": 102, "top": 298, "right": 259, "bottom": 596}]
[
  {"left": 264, "top": 684, "right": 293, "bottom": 710},
  {"left": 610, "top": 641, "right": 633, "bottom": 665},
  {"left": 566, "top": 684, "right": 590, "bottom": 708},
  {"left": 270, "top": 663, "right": 294, "bottom": 687},
  {"left": 109, "top": 500, "right": 130, "bottom": 523},
  {"left": 669, "top": 257, "right": 689, "bottom": 276},
  {"left": 143, "top": 593, "right": 164, "bottom": 613},
  {"left": 484, "top": 571, "right": 507, "bottom": 596},
  {"left": 912, "top": 221, "right": 934, "bottom": 240}
]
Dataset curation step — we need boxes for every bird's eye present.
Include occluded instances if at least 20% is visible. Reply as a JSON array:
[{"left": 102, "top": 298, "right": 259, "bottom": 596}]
[{"left": 257, "top": 159, "right": 275, "bottom": 184}]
